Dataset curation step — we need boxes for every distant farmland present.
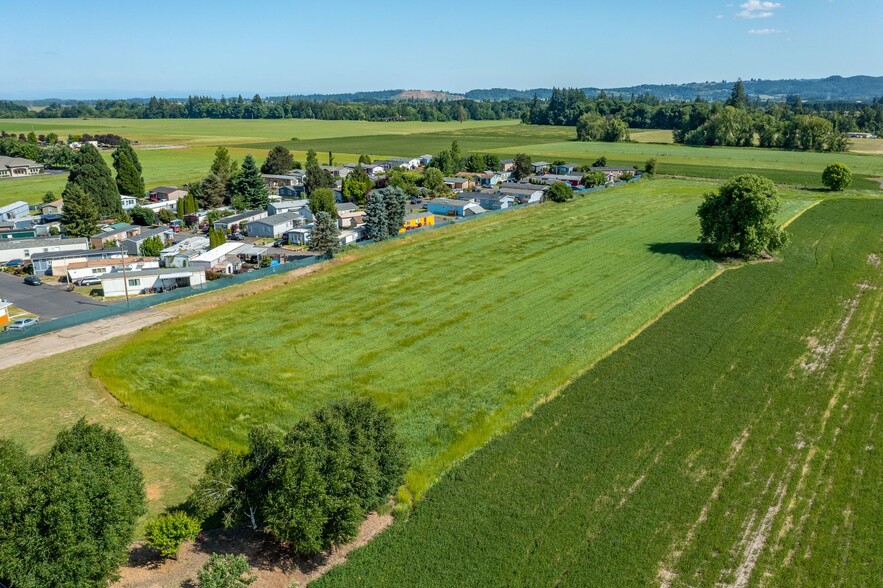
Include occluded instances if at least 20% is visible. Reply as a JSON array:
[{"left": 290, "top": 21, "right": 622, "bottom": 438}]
[
  {"left": 94, "top": 180, "right": 817, "bottom": 501},
  {"left": 317, "top": 197, "right": 883, "bottom": 587}
]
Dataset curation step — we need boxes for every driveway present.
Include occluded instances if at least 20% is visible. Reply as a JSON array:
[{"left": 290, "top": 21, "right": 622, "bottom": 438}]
[{"left": 0, "top": 272, "right": 109, "bottom": 320}]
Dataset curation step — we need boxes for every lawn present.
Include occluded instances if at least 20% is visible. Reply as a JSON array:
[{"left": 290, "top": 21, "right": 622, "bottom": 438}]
[
  {"left": 0, "top": 341, "right": 215, "bottom": 524},
  {"left": 93, "top": 179, "right": 817, "bottom": 502},
  {"left": 317, "top": 196, "right": 883, "bottom": 587}
]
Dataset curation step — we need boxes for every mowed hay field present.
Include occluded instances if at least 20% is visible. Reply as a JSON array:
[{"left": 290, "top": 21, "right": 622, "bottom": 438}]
[
  {"left": 94, "top": 180, "right": 815, "bottom": 500},
  {"left": 318, "top": 197, "right": 883, "bottom": 587}
]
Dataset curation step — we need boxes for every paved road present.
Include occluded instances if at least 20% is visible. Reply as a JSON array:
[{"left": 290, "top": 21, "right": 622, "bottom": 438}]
[{"left": 0, "top": 272, "right": 108, "bottom": 320}]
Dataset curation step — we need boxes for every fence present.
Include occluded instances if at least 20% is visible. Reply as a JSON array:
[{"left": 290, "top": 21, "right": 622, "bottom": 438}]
[{"left": 0, "top": 177, "right": 639, "bottom": 346}]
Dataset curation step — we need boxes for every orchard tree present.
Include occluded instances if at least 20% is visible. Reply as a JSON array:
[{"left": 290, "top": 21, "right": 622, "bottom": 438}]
[
  {"left": 233, "top": 155, "right": 269, "bottom": 210},
  {"left": 60, "top": 183, "right": 99, "bottom": 237},
  {"left": 261, "top": 145, "right": 295, "bottom": 175},
  {"left": 112, "top": 139, "right": 145, "bottom": 197},
  {"left": 309, "top": 211, "right": 341, "bottom": 255},
  {"left": 698, "top": 174, "right": 788, "bottom": 258},
  {"left": 821, "top": 162, "right": 852, "bottom": 191}
]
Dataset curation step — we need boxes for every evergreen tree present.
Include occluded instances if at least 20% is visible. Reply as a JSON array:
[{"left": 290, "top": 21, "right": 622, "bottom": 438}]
[
  {"left": 210, "top": 146, "right": 237, "bottom": 180},
  {"left": 358, "top": 154, "right": 372, "bottom": 164},
  {"left": 363, "top": 191, "right": 388, "bottom": 241},
  {"left": 60, "top": 183, "right": 99, "bottom": 237},
  {"left": 726, "top": 79, "right": 748, "bottom": 109},
  {"left": 304, "top": 148, "right": 334, "bottom": 195},
  {"left": 200, "top": 172, "right": 227, "bottom": 209},
  {"left": 513, "top": 153, "right": 532, "bottom": 180},
  {"left": 112, "top": 139, "right": 144, "bottom": 197},
  {"left": 260, "top": 145, "right": 295, "bottom": 175},
  {"left": 209, "top": 227, "right": 227, "bottom": 249},
  {"left": 67, "top": 143, "right": 123, "bottom": 216},
  {"left": 176, "top": 197, "right": 185, "bottom": 219},
  {"left": 382, "top": 186, "right": 407, "bottom": 237},
  {"left": 309, "top": 211, "right": 341, "bottom": 255},
  {"left": 232, "top": 155, "right": 269, "bottom": 210}
]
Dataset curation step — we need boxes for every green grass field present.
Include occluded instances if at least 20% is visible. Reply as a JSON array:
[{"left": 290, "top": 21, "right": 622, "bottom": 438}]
[
  {"left": 317, "top": 196, "right": 883, "bottom": 587},
  {"left": 0, "top": 342, "right": 215, "bottom": 523},
  {"left": 92, "top": 179, "right": 817, "bottom": 502}
]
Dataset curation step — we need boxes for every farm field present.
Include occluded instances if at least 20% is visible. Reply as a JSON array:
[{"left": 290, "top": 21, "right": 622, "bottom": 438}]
[
  {"left": 0, "top": 341, "right": 215, "bottom": 523},
  {"left": 317, "top": 197, "right": 883, "bottom": 587},
  {"left": 92, "top": 179, "right": 817, "bottom": 502}
]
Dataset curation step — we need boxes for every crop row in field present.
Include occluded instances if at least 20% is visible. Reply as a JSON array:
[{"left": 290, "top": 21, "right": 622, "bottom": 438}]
[
  {"left": 317, "top": 197, "right": 883, "bottom": 587},
  {"left": 96, "top": 180, "right": 812, "bottom": 502}
]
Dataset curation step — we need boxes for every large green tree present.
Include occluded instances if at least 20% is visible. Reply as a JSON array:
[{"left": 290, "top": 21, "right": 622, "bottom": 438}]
[
  {"left": 512, "top": 153, "right": 532, "bottom": 180},
  {"left": 304, "top": 148, "right": 335, "bottom": 195},
  {"left": 60, "top": 183, "right": 99, "bottom": 237},
  {"left": 140, "top": 235, "right": 165, "bottom": 257},
  {"left": 697, "top": 174, "right": 788, "bottom": 258},
  {"left": 382, "top": 186, "right": 407, "bottom": 237},
  {"left": 422, "top": 167, "right": 447, "bottom": 194},
  {"left": 362, "top": 191, "right": 388, "bottom": 241},
  {"left": 232, "top": 155, "right": 269, "bottom": 210},
  {"left": 342, "top": 166, "right": 372, "bottom": 206},
  {"left": 547, "top": 182, "right": 574, "bottom": 202},
  {"left": 821, "top": 162, "right": 852, "bottom": 191},
  {"left": 67, "top": 143, "right": 123, "bottom": 216},
  {"left": 308, "top": 187, "right": 337, "bottom": 217},
  {"left": 309, "top": 211, "right": 341, "bottom": 255},
  {"left": 261, "top": 145, "right": 295, "bottom": 175},
  {"left": 200, "top": 172, "right": 228, "bottom": 209},
  {"left": 112, "top": 139, "right": 144, "bottom": 197},
  {"left": 0, "top": 420, "right": 146, "bottom": 587}
]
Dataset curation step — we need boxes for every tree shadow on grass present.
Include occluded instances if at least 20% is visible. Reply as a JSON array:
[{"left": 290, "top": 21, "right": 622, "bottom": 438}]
[{"left": 647, "top": 242, "right": 710, "bottom": 261}]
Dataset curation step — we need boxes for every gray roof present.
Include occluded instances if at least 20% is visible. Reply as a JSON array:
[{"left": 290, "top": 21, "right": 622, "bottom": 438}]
[
  {"left": 0, "top": 201, "right": 28, "bottom": 214},
  {"left": 124, "top": 226, "right": 173, "bottom": 242},
  {"left": 0, "top": 156, "right": 41, "bottom": 170},
  {"left": 429, "top": 198, "right": 467, "bottom": 207},
  {"left": 335, "top": 202, "right": 358, "bottom": 212},
  {"left": 149, "top": 186, "right": 182, "bottom": 193},
  {"left": 90, "top": 224, "right": 139, "bottom": 239},
  {"left": 250, "top": 212, "right": 303, "bottom": 227},
  {"left": 217, "top": 210, "right": 266, "bottom": 224},
  {"left": 30, "top": 246, "right": 122, "bottom": 261},
  {"left": 0, "top": 237, "right": 87, "bottom": 252}
]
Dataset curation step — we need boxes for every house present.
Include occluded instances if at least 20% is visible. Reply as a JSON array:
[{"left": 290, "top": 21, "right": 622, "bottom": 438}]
[
  {"left": 262, "top": 174, "right": 302, "bottom": 194},
  {"left": 121, "top": 195, "right": 138, "bottom": 210},
  {"left": 278, "top": 185, "right": 306, "bottom": 198},
  {"left": 213, "top": 210, "right": 268, "bottom": 234},
  {"left": 89, "top": 223, "right": 141, "bottom": 249},
  {"left": 122, "top": 226, "right": 174, "bottom": 255},
  {"left": 339, "top": 229, "right": 358, "bottom": 246},
  {"left": 427, "top": 198, "right": 485, "bottom": 217},
  {"left": 337, "top": 209, "right": 364, "bottom": 229},
  {"left": 536, "top": 174, "right": 583, "bottom": 187},
  {"left": 382, "top": 157, "right": 421, "bottom": 170},
  {"left": 160, "top": 236, "right": 209, "bottom": 268},
  {"left": 477, "top": 172, "right": 504, "bottom": 188},
  {"left": 141, "top": 200, "right": 177, "bottom": 214},
  {"left": 0, "top": 201, "right": 30, "bottom": 221},
  {"left": 148, "top": 186, "right": 187, "bottom": 202},
  {"left": 531, "top": 161, "right": 550, "bottom": 173},
  {"left": 320, "top": 165, "right": 352, "bottom": 179},
  {"left": 0, "top": 300, "right": 11, "bottom": 329},
  {"left": 285, "top": 227, "right": 312, "bottom": 246},
  {"left": 344, "top": 163, "right": 385, "bottom": 176},
  {"left": 590, "top": 166, "right": 640, "bottom": 183},
  {"left": 0, "top": 237, "right": 90, "bottom": 264},
  {"left": 30, "top": 247, "right": 123, "bottom": 276},
  {"left": 335, "top": 202, "right": 358, "bottom": 213},
  {"left": 100, "top": 267, "right": 207, "bottom": 298},
  {"left": 497, "top": 186, "right": 545, "bottom": 204},
  {"left": 500, "top": 159, "right": 516, "bottom": 172},
  {"left": 268, "top": 199, "right": 312, "bottom": 220},
  {"left": 39, "top": 199, "right": 64, "bottom": 216},
  {"left": 550, "top": 163, "right": 580, "bottom": 175},
  {"left": 189, "top": 242, "right": 246, "bottom": 273},
  {"left": 419, "top": 154, "right": 433, "bottom": 166},
  {"left": 443, "top": 177, "right": 475, "bottom": 193},
  {"left": 66, "top": 256, "right": 160, "bottom": 283},
  {"left": 478, "top": 194, "right": 516, "bottom": 210},
  {"left": 399, "top": 212, "right": 435, "bottom": 233},
  {"left": 247, "top": 212, "right": 305, "bottom": 238},
  {"left": 0, "top": 156, "right": 43, "bottom": 179}
]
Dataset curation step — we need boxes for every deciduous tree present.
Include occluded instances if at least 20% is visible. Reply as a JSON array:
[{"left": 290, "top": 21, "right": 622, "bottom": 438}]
[
  {"left": 821, "top": 162, "right": 852, "bottom": 191},
  {"left": 308, "top": 187, "right": 337, "bottom": 217},
  {"left": 512, "top": 153, "right": 532, "bottom": 180},
  {"left": 547, "top": 183, "right": 574, "bottom": 203},
  {"left": 140, "top": 235, "right": 165, "bottom": 257}
]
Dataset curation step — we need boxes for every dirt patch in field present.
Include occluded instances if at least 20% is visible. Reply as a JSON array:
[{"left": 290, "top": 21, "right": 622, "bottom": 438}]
[
  {"left": 115, "top": 511, "right": 392, "bottom": 587},
  {"left": 144, "top": 484, "right": 163, "bottom": 502}
]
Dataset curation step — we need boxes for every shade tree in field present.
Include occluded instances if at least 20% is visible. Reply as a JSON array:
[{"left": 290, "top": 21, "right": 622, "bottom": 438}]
[
  {"left": 697, "top": 174, "right": 788, "bottom": 258},
  {"left": 576, "top": 113, "right": 630, "bottom": 142},
  {"left": 260, "top": 145, "right": 296, "bottom": 175},
  {"left": 821, "top": 162, "right": 852, "bottom": 191},
  {"left": 0, "top": 420, "right": 146, "bottom": 587},
  {"left": 112, "top": 139, "right": 145, "bottom": 197},
  {"left": 309, "top": 211, "right": 341, "bottom": 255},
  {"left": 60, "top": 183, "right": 99, "bottom": 237},
  {"left": 232, "top": 155, "right": 269, "bottom": 210},
  {"left": 67, "top": 143, "right": 124, "bottom": 217}
]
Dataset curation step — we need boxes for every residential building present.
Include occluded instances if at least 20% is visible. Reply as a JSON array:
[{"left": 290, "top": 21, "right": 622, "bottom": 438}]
[
  {"left": 278, "top": 185, "right": 306, "bottom": 198},
  {"left": 335, "top": 202, "right": 358, "bottom": 213},
  {"left": 100, "top": 267, "right": 207, "bottom": 298},
  {"left": 0, "top": 237, "right": 89, "bottom": 264},
  {"left": 443, "top": 177, "right": 475, "bottom": 193},
  {"left": 496, "top": 185, "right": 545, "bottom": 204},
  {"left": 213, "top": 209, "right": 268, "bottom": 233},
  {"left": 419, "top": 154, "right": 433, "bottom": 166},
  {"left": 339, "top": 229, "right": 358, "bottom": 246},
  {"left": 337, "top": 209, "right": 364, "bottom": 229},
  {"left": 247, "top": 212, "right": 305, "bottom": 238},
  {"left": 39, "top": 199, "right": 63, "bottom": 216},
  {"left": 531, "top": 161, "right": 551, "bottom": 173},
  {"left": 0, "top": 156, "right": 43, "bottom": 179},
  {"left": 66, "top": 257, "right": 160, "bottom": 283},
  {"left": 160, "top": 236, "right": 209, "bottom": 267},
  {"left": 285, "top": 227, "right": 312, "bottom": 246},
  {"left": 535, "top": 174, "right": 583, "bottom": 187},
  {"left": 262, "top": 174, "right": 302, "bottom": 194},
  {"left": 320, "top": 165, "right": 352, "bottom": 178},
  {"left": 121, "top": 195, "right": 138, "bottom": 210},
  {"left": 345, "top": 163, "right": 385, "bottom": 175},
  {"left": 148, "top": 186, "right": 187, "bottom": 202},
  {"left": 550, "top": 163, "right": 580, "bottom": 175},
  {"left": 89, "top": 223, "right": 141, "bottom": 249},
  {"left": 268, "top": 199, "right": 312, "bottom": 219},
  {"left": 478, "top": 194, "right": 516, "bottom": 210},
  {"left": 590, "top": 166, "right": 641, "bottom": 183},
  {"left": 500, "top": 159, "right": 516, "bottom": 172},
  {"left": 0, "top": 201, "right": 29, "bottom": 221},
  {"left": 399, "top": 212, "right": 435, "bottom": 233},
  {"left": 122, "top": 226, "right": 174, "bottom": 255},
  {"left": 189, "top": 242, "right": 246, "bottom": 273},
  {"left": 427, "top": 198, "right": 485, "bottom": 217},
  {"left": 31, "top": 247, "right": 124, "bottom": 276}
]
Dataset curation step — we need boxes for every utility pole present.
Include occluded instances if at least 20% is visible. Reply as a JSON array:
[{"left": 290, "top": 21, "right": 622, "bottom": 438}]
[{"left": 119, "top": 247, "right": 130, "bottom": 305}]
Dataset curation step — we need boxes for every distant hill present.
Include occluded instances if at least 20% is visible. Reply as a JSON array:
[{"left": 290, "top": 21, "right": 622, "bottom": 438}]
[
  {"left": 466, "top": 76, "right": 883, "bottom": 102},
  {"left": 394, "top": 90, "right": 465, "bottom": 101}
]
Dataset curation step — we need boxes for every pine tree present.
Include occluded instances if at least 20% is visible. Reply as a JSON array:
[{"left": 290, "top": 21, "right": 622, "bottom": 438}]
[
  {"left": 382, "top": 187, "right": 407, "bottom": 237},
  {"left": 112, "top": 139, "right": 144, "bottom": 197},
  {"left": 363, "top": 191, "right": 388, "bottom": 241},
  {"left": 232, "top": 155, "right": 269, "bottom": 210},
  {"left": 67, "top": 143, "right": 122, "bottom": 217},
  {"left": 60, "top": 183, "right": 99, "bottom": 237},
  {"left": 726, "top": 79, "right": 748, "bottom": 109},
  {"left": 200, "top": 173, "right": 227, "bottom": 209},
  {"left": 260, "top": 145, "right": 295, "bottom": 175},
  {"left": 309, "top": 211, "right": 340, "bottom": 255}
]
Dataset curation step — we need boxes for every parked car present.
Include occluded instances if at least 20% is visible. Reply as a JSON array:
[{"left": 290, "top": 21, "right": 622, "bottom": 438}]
[
  {"left": 272, "top": 239, "right": 286, "bottom": 248},
  {"left": 23, "top": 276, "right": 42, "bottom": 286},
  {"left": 3, "top": 259, "right": 24, "bottom": 268},
  {"left": 230, "top": 232, "right": 245, "bottom": 241},
  {"left": 5, "top": 317, "right": 39, "bottom": 331},
  {"left": 76, "top": 276, "right": 102, "bottom": 287}
]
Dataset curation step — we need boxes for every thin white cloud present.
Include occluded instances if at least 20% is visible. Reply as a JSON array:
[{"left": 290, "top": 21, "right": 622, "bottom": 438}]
[
  {"left": 716, "top": 14, "right": 724, "bottom": 19},
  {"left": 737, "top": 0, "right": 782, "bottom": 18},
  {"left": 749, "top": 28, "right": 784, "bottom": 34}
]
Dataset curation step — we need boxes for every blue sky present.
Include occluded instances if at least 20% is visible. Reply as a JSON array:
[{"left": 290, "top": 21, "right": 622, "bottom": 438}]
[{"left": 4, "top": 0, "right": 881, "bottom": 99}]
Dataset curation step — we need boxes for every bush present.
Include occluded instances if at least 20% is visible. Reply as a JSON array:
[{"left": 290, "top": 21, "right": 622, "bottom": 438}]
[
  {"left": 197, "top": 554, "right": 256, "bottom": 588},
  {"left": 821, "top": 162, "right": 852, "bottom": 191},
  {"left": 620, "top": 172, "right": 635, "bottom": 182},
  {"left": 144, "top": 511, "right": 201, "bottom": 559},
  {"left": 644, "top": 158, "right": 658, "bottom": 175},
  {"left": 547, "top": 183, "right": 574, "bottom": 203},
  {"left": 580, "top": 171, "right": 606, "bottom": 188}
]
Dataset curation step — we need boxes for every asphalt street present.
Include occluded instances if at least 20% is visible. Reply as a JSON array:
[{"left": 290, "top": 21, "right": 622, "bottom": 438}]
[{"left": 0, "top": 272, "right": 108, "bottom": 320}]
